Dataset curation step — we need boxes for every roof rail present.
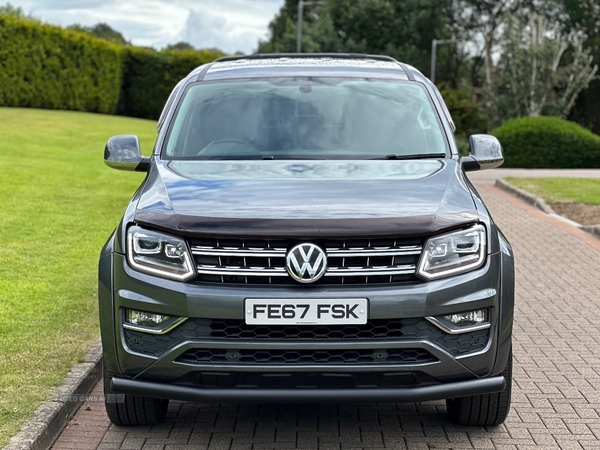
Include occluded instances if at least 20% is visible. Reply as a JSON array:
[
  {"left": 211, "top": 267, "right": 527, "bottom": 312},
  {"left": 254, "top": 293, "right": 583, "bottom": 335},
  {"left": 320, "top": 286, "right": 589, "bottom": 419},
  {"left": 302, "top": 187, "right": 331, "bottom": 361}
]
[{"left": 214, "top": 53, "right": 399, "bottom": 63}]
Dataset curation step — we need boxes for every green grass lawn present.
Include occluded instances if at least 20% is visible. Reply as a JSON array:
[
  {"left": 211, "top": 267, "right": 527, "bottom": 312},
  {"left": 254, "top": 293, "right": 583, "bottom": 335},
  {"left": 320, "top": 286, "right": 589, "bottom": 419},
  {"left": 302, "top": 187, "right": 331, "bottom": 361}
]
[
  {"left": 505, "top": 177, "right": 600, "bottom": 205},
  {"left": 0, "top": 108, "right": 155, "bottom": 446}
]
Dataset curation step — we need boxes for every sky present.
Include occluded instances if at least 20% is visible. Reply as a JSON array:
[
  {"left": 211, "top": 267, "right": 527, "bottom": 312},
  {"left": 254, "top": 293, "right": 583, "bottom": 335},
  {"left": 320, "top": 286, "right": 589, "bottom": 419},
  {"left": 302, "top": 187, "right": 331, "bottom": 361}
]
[{"left": 7, "top": 0, "right": 285, "bottom": 54}]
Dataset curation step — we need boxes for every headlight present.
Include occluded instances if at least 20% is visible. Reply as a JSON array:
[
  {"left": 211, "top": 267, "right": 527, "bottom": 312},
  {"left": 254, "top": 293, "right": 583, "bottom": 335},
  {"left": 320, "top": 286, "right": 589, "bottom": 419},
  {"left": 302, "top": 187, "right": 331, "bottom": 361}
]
[
  {"left": 417, "top": 224, "right": 486, "bottom": 280},
  {"left": 126, "top": 226, "right": 195, "bottom": 281}
]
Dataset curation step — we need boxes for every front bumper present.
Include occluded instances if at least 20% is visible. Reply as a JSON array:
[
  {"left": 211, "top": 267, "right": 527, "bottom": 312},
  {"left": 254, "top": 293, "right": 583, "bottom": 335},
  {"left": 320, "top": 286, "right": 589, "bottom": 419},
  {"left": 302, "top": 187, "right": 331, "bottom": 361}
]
[
  {"left": 110, "top": 375, "right": 506, "bottom": 403},
  {"left": 99, "top": 248, "right": 514, "bottom": 401}
]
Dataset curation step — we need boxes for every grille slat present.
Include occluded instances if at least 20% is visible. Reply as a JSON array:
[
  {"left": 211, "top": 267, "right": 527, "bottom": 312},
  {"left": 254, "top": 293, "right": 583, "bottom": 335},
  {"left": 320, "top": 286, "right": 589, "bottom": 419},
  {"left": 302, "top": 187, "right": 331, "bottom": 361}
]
[
  {"left": 191, "top": 247, "right": 286, "bottom": 257},
  {"left": 191, "top": 237, "right": 423, "bottom": 285},
  {"left": 195, "top": 265, "right": 416, "bottom": 277},
  {"left": 197, "top": 267, "right": 287, "bottom": 276},
  {"left": 191, "top": 246, "right": 422, "bottom": 258},
  {"left": 325, "top": 265, "right": 416, "bottom": 276}
]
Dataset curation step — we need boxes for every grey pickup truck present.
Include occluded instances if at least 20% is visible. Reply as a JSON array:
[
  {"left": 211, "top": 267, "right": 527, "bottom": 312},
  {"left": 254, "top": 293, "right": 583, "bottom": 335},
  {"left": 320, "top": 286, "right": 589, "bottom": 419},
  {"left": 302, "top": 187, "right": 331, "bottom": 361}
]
[{"left": 99, "top": 53, "right": 514, "bottom": 427}]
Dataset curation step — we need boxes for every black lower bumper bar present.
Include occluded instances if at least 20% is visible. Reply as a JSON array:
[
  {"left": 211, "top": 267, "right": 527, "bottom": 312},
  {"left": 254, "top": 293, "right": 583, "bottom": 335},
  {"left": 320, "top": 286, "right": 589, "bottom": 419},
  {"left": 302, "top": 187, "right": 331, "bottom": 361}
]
[{"left": 111, "top": 375, "right": 506, "bottom": 404}]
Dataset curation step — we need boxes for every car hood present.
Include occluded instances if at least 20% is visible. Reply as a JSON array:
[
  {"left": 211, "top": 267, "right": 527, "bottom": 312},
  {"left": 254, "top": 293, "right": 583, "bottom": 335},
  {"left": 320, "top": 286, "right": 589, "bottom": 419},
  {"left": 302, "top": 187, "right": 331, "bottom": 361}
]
[{"left": 134, "top": 159, "right": 479, "bottom": 237}]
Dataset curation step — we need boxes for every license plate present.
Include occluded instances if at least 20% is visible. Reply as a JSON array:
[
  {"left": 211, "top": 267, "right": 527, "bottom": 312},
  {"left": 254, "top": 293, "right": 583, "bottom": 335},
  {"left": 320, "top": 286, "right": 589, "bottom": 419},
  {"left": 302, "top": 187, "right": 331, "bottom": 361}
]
[{"left": 245, "top": 298, "right": 368, "bottom": 325}]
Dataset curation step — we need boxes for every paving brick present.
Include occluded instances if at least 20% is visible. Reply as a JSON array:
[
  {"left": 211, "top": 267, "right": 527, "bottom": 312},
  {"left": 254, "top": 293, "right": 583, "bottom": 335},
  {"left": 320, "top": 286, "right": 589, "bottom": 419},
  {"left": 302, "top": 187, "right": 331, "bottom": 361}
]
[
  {"left": 102, "top": 431, "right": 128, "bottom": 443},
  {"left": 98, "top": 444, "right": 121, "bottom": 450},
  {"left": 120, "top": 437, "right": 145, "bottom": 450},
  {"left": 145, "top": 439, "right": 173, "bottom": 447},
  {"left": 141, "top": 445, "right": 165, "bottom": 450}
]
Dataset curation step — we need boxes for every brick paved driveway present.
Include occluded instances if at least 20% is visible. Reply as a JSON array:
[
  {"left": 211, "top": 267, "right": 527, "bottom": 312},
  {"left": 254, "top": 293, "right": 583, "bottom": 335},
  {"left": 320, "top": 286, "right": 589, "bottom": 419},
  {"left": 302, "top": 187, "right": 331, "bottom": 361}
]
[{"left": 52, "top": 182, "right": 600, "bottom": 450}]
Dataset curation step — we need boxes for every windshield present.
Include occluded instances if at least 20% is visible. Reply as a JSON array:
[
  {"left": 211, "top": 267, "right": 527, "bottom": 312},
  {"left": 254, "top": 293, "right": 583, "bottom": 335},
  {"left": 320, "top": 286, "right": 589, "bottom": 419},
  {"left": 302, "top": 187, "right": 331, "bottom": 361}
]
[{"left": 163, "top": 78, "right": 448, "bottom": 160}]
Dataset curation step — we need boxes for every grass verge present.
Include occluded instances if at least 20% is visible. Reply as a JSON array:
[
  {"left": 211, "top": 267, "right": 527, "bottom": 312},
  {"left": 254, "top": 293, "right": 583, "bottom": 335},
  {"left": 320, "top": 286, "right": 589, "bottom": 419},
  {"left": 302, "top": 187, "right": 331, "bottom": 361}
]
[
  {"left": 0, "top": 107, "right": 155, "bottom": 447},
  {"left": 505, "top": 177, "right": 600, "bottom": 205}
]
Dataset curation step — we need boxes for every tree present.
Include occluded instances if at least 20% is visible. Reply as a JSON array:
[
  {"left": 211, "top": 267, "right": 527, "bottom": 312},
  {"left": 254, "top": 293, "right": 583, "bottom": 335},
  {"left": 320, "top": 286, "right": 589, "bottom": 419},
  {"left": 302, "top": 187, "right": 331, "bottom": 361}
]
[
  {"left": 560, "top": 0, "right": 600, "bottom": 133},
  {"left": 260, "top": 0, "right": 306, "bottom": 50},
  {"left": 258, "top": 1, "right": 341, "bottom": 54},
  {"left": 450, "top": 0, "right": 534, "bottom": 90},
  {"left": 258, "top": 0, "right": 461, "bottom": 83},
  {"left": 164, "top": 42, "right": 195, "bottom": 52},
  {"left": 68, "top": 23, "right": 128, "bottom": 45},
  {"left": 0, "top": 2, "right": 35, "bottom": 19},
  {"left": 560, "top": 0, "right": 600, "bottom": 50},
  {"left": 482, "top": 10, "right": 597, "bottom": 126}
]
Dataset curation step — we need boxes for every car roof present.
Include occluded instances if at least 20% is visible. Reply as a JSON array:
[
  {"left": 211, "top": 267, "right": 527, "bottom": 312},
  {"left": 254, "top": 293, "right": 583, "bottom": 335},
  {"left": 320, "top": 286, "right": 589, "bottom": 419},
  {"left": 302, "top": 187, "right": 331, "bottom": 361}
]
[{"left": 188, "top": 53, "right": 424, "bottom": 83}]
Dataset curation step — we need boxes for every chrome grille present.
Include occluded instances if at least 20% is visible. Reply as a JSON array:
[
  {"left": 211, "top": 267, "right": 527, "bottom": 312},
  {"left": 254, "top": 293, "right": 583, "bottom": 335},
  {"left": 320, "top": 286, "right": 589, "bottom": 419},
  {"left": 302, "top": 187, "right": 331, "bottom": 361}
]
[{"left": 190, "top": 237, "right": 423, "bottom": 285}]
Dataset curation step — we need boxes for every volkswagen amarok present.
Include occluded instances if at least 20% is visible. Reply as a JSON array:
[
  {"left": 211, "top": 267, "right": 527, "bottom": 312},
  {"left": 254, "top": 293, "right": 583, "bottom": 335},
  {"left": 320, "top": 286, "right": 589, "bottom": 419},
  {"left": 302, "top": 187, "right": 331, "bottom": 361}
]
[{"left": 99, "top": 54, "right": 514, "bottom": 427}]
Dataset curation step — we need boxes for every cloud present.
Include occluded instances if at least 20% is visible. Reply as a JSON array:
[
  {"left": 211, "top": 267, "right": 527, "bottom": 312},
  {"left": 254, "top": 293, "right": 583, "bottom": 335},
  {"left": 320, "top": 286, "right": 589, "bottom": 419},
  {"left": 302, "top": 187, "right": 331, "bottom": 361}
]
[
  {"left": 181, "top": 6, "right": 273, "bottom": 53},
  {"left": 176, "top": 0, "right": 283, "bottom": 53},
  {"left": 33, "top": 0, "right": 116, "bottom": 9},
  {"left": 7, "top": 0, "right": 283, "bottom": 54}
]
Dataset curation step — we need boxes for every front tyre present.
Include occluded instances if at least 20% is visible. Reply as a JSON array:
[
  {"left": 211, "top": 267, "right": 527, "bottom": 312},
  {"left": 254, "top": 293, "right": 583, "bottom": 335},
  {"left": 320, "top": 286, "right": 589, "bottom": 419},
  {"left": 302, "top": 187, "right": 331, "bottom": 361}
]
[
  {"left": 103, "top": 363, "right": 168, "bottom": 426},
  {"left": 446, "top": 349, "right": 512, "bottom": 426}
]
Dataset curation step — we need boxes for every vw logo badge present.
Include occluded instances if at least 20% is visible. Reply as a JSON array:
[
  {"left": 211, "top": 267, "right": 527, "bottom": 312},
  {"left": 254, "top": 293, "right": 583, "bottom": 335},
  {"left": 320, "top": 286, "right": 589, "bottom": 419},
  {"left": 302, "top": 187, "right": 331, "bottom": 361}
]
[{"left": 286, "top": 243, "right": 327, "bottom": 283}]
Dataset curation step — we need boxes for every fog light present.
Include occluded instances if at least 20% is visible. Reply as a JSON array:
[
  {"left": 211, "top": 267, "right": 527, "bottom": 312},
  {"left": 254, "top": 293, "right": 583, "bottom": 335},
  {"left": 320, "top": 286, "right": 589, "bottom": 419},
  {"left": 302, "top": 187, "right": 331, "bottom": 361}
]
[
  {"left": 126, "top": 309, "right": 169, "bottom": 327},
  {"left": 444, "top": 309, "right": 488, "bottom": 327}
]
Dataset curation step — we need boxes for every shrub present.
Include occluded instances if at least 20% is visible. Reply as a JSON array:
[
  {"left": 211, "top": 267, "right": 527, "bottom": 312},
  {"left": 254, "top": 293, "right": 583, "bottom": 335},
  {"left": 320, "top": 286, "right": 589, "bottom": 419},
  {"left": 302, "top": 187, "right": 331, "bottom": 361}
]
[
  {"left": 120, "top": 47, "right": 223, "bottom": 120},
  {"left": 0, "top": 14, "right": 123, "bottom": 114},
  {"left": 491, "top": 116, "right": 600, "bottom": 168}
]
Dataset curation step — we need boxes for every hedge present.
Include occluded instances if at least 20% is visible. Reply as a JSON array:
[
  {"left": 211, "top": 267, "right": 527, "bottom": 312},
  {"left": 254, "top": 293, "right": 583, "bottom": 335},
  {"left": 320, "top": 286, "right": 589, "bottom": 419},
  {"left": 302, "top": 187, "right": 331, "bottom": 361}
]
[
  {"left": 0, "top": 14, "right": 224, "bottom": 119},
  {"left": 120, "top": 47, "right": 223, "bottom": 120},
  {"left": 0, "top": 15, "right": 123, "bottom": 114},
  {"left": 491, "top": 116, "right": 600, "bottom": 168}
]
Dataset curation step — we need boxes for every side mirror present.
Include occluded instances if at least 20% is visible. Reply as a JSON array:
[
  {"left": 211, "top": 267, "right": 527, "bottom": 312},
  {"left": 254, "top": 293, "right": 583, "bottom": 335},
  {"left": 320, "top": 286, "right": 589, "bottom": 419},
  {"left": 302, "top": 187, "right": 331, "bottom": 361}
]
[
  {"left": 461, "top": 134, "right": 504, "bottom": 172},
  {"left": 104, "top": 135, "right": 150, "bottom": 172}
]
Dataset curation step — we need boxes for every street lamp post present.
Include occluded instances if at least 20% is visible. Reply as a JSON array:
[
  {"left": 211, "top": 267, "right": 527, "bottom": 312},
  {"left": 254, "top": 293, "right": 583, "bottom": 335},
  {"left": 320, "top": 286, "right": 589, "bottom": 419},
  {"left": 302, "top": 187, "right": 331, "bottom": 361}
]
[
  {"left": 297, "top": 0, "right": 325, "bottom": 53},
  {"left": 430, "top": 38, "right": 456, "bottom": 84}
]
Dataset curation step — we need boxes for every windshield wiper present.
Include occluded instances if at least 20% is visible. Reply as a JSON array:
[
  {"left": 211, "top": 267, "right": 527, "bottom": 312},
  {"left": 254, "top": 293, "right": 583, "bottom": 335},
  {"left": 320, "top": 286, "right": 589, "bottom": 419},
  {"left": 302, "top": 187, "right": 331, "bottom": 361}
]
[
  {"left": 368, "top": 153, "right": 446, "bottom": 160},
  {"left": 194, "top": 156, "right": 328, "bottom": 161},
  {"left": 260, "top": 156, "right": 328, "bottom": 160}
]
